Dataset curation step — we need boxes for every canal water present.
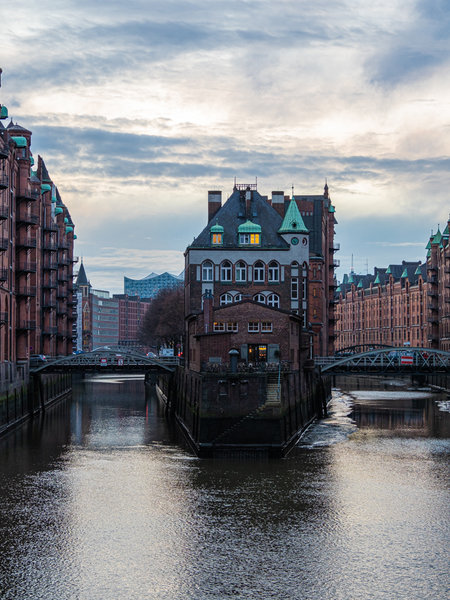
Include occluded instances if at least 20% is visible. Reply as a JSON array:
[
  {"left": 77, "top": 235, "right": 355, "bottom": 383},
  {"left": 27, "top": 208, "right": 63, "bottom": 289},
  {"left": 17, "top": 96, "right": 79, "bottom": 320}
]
[{"left": 0, "top": 375, "right": 448, "bottom": 600}]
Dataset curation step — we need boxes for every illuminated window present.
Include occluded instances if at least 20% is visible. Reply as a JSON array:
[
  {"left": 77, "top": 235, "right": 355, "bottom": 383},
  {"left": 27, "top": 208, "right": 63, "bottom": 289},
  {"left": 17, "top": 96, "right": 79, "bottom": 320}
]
[
  {"left": 235, "top": 261, "right": 247, "bottom": 282},
  {"left": 227, "top": 322, "right": 238, "bottom": 332},
  {"left": 202, "top": 261, "right": 213, "bottom": 281},
  {"left": 261, "top": 322, "right": 272, "bottom": 332},
  {"left": 239, "top": 233, "right": 260, "bottom": 245},
  {"left": 211, "top": 232, "right": 222, "bottom": 245},
  {"left": 267, "top": 294, "right": 280, "bottom": 308},
  {"left": 268, "top": 261, "right": 279, "bottom": 282},
  {"left": 221, "top": 260, "right": 232, "bottom": 281},
  {"left": 213, "top": 322, "right": 225, "bottom": 331},
  {"left": 254, "top": 261, "right": 265, "bottom": 282}
]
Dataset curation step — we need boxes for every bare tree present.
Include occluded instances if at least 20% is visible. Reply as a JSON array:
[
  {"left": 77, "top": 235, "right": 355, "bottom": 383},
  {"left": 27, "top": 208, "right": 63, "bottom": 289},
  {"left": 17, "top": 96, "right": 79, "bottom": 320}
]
[{"left": 139, "top": 286, "right": 184, "bottom": 349}]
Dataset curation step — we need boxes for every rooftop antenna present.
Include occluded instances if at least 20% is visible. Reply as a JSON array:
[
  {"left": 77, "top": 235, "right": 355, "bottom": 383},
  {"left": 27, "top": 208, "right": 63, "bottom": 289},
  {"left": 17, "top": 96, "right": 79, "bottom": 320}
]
[
  {"left": 365, "top": 258, "right": 368, "bottom": 275},
  {"left": 255, "top": 176, "right": 257, "bottom": 189},
  {"left": 291, "top": 184, "right": 294, "bottom": 197},
  {"left": 351, "top": 253, "right": 354, "bottom": 273}
]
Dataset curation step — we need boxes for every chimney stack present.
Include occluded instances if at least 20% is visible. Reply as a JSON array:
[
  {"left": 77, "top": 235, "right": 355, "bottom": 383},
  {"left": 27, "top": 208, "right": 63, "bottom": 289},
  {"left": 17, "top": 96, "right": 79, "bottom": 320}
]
[
  {"left": 208, "top": 190, "right": 222, "bottom": 222},
  {"left": 271, "top": 191, "right": 285, "bottom": 217}
]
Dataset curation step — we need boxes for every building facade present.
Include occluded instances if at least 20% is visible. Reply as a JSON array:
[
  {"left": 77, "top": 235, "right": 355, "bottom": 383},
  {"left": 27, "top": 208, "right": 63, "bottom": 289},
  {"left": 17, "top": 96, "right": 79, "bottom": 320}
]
[
  {"left": 124, "top": 272, "right": 183, "bottom": 299},
  {"left": 0, "top": 89, "right": 76, "bottom": 387},
  {"left": 184, "top": 184, "right": 312, "bottom": 371},
  {"left": 335, "top": 217, "right": 450, "bottom": 352}
]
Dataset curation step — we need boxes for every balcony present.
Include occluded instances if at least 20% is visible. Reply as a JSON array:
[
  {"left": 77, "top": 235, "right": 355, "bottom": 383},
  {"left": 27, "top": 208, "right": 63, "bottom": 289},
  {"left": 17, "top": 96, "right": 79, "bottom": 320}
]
[
  {"left": 17, "top": 261, "right": 37, "bottom": 273},
  {"left": 56, "top": 302, "right": 66, "bottom": 315},
  {"left": 444, "top": 266, "right": 450, "bottom": 274},
  {"left": 17, "top": 185, "right": 40, "bottom": 202},
  {"left": 0, "top": 173, "right": 9, "bottom": 189},
  {"left": 0, "top": 202, "right": 8, "bottom": 220},
  {"left": 0, "top": 144, "right": 8, "bottom": 159},
  {"left": 17, "top": 320, "right": 36, "bottom": 331},
  {"left": 42, "top": 326, "right": 58, "bottom": 335},
  {"left": 58, "top": 256, "right": 71, "bottom": 266},
  {"left": 42, "top": 259, "right": 57, "bottom": 270},
  {"left": 427, "top": 290, "right": 437, "bottom": 297},
  {"left": 0, "top": 268, "right": 7, "bottom": 281},
  {"left": 330, "top": 242, "right": 340, "bottom": 252},
  {"left": 43, "top": 278, "right": 57, "bottom": 289},
  {"left": 56, "top": 286, "right": 67, "bottom": 298},
  {"left": 16, "top": 286, "right": 37, "bottom": 297},
  {"left": 43, "top": 298, "right": 57, "bottom": 309},
  {"left": 43, "top": 240, "right": 58, "bottom": 251},
  {"left": 428, "top": 275, "right": 438, "bottom": 284},
  {"left": 43, "top": 221, "right": 59, "bottom": 232},
  {"left": 0, "top": 236, "right": 8, "bottom": 251},
  {"left": 427, "top": 303, "right": 438, "bottom": 311},
  {"left": 427, "top": 265, "right": 438, "bottom": 272},
  {"left": 57, "top": 272, "right": 69, "bottom": 282},
  {"left": 58, "top": 241, "right": 70, "bottom": 250},
  {"left": 16, "top": 234, "right": 37, "bottom": 249},
  {"left": 427, "top": 318, "right": 439, "bottom": 325},
  {"left": 0, "top": 312, "right": 7, "bottom": 325},
  {"left": 17, "top": 209, "right": 39, "bottom": 226}
]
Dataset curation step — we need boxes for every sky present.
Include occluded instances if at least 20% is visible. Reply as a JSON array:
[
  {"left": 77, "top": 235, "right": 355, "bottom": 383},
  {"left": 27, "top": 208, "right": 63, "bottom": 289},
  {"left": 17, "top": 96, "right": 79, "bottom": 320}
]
[{"left": 1, "top": 0, "right": 449, "bottom": 293}]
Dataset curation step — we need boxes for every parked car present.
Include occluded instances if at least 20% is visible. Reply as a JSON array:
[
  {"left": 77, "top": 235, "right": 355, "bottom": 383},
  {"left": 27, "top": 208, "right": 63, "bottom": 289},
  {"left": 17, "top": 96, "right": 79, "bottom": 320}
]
[{"left": 30, "top": 354, "right": 46, "bottom": 366}]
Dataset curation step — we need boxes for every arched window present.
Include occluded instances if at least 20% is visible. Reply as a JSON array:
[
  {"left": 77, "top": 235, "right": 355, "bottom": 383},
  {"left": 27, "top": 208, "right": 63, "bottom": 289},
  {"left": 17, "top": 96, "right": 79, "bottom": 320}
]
[
  {"left": 268, "top": 261, "right": 279, "bottom": 282},
  {"left": 220, "top": 293, "right": 233, "bottom": 306},
  {"left": 221, "top": 260, "right": 232, "bottom": 282},
  {"left": 234, "top": 293, "right": 242, "bottom": 302},
  {"left": 202, "top": 261, "right": 213, "bottom": 282},
  {"left": 253, "top": 293, "right": 266, "bottom": 304},
  {"left": 235, "top": 261, "right": 247, "bottom": 282},
  {"left": 267, "top": 293, "right": 280, "bottom": 308},
  {"left": 254, "top": 261, "right": 265, "bottom": 282}
]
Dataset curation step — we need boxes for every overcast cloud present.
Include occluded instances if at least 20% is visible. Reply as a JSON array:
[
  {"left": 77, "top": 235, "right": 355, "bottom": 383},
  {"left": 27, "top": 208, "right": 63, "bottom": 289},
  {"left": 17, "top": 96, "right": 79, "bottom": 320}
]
[{"left": 1, "top": 0, "right": 449, "bottom": 292}]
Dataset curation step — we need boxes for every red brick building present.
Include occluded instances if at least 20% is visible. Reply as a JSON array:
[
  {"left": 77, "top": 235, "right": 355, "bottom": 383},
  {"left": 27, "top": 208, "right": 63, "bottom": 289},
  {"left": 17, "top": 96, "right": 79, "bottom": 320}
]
[
  {"left": 0, "top": 93, "right": 75, "bottom": 387},
  {"left": 184, "top": 184, "right": 313, "bottom": 372},
  {"left": 335, "top": 216, "right": 450, "bottom": 352}
]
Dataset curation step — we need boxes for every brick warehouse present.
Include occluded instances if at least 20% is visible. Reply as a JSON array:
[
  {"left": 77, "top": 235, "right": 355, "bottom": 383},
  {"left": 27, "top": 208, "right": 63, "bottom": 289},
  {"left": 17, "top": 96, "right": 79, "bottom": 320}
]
[
  {"left": 335, "top": 215, "right": 450, "bottom": 352},
  {"left": 0, "top": 94, "right": 76, "bottom": 388}
]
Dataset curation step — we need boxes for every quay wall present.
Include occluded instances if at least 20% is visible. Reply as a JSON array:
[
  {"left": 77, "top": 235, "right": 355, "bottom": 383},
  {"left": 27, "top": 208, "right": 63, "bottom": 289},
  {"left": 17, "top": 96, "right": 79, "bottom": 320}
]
[
  {"left": 158, "top": 367, "right": 331, "bottom": 457},
  {"left": 0, "top": 372, "right": 72, "bottom": 436}
]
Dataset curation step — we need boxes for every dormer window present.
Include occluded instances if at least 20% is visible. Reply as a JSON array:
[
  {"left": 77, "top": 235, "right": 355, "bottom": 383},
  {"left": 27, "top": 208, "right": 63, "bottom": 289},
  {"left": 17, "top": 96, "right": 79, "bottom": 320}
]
[
  {"left": 210, "top": 221, "right": 224, "bottom": 245},
  {"left": 238, "top": 220, "right": 261, "bottom": 245}
]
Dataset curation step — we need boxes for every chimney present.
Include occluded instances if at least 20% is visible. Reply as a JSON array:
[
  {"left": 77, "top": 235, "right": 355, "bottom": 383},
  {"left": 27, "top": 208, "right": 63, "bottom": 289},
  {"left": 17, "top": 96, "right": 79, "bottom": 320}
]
[
  {"left": 271, "top": 191, "right": 285, "bottom": 217},
  {"left": 245, "top": 187, "right": 252, "bottom": 217},
  {"left": 203, "top": 289, "right": 214, "bottom": 333},
  {"left": 208, "top": 190, "right": 222, "bottom": 222}
]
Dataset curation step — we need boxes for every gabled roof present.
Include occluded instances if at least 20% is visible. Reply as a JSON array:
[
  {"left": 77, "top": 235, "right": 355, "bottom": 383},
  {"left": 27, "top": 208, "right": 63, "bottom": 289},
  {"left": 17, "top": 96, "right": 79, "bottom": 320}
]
[
  {"left": 6, "top": 120, "right": 31, "bottom": 134},
  {"left": 278, "top": 199, "right": 308, "bottom": 234},
  {"left": 432, "top": 228, "right": 442, "bottom": 245},
  {"left": 76, "top": 261, "right": 90, "bottom": 287},
  {"left": 189, "top": 188, "right": 288, "bottom": 249}
]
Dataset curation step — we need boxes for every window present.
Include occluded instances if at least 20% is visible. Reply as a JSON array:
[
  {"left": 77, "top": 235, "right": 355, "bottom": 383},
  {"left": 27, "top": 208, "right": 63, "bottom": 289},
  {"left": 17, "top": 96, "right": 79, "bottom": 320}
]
[
  {"left": 291, "top": 277, "right": 298, "bottom": 300},
  {"left": 254, "top": 293, "right": 266, "bottom": 304},
  {"left": 227, "top": 322, "right": 238, "bottom": 332},
  {"left": 220, "top": 293, "right": 233, "bottom": 306},
  {"left": 213, "top": 322, "right": 225, "bottom": 331},
  {"left": 268, "top": 261, "right": 279, "bottom": 282},
  {"left": 239, "top": 233, "right": 260, "bottom": 245},
  {"left": 248, "top": 322, "right": 259, "bottom": 332},
  {"left": 254, "top": 261, "right": 265, "bottom": 282},
  {"left": 235, "top": 261, "right": 247, "bottom": 282},
  {"left": 211, "top": 233, "right": 222, "bottom": 245},
  {"left": 202, "top": 261, "right": 213, "bottom": 282},
  {"left": 267, "top": 294, "right": 280, "bottom": 308},
  {"left": 234, "top": 293, "right": 242, "bottom": 302},
  {"left": 221, "top": 260, "right": 232, "bottom": 281},
  {"left": 261, "top": 322, "right": 272, "bottom": 332}
]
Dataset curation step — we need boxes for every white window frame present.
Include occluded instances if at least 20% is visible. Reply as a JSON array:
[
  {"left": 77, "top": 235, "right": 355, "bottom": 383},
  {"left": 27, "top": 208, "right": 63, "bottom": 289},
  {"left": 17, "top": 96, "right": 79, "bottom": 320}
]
[
  {"left": 267, "top": 293, "right": 280, "bottom": 308},
  {"left": 253, "top": 293, "right": 266, "bottom": 304},
  {"left": 220, "top": 293, "right": 233, "bottom": 306},
  {"left": 202, "top": 261, "right": 213, "bottom": 282},
  {"left": 261, "top": 321, "right": 273, "bottom": 333},
  {"left": 213, "top": 321, "right": 225, "bottom": 331},
  {"left": 248, "top": 322, "right": 259, "bottom": 333},
  {"left": 234, "top": 293, "right": 242, "bottom": 302},
  {"left": 268, "top": 261, "right": 279, "bottom": 283},
  {"left": 254, "top": 261, "right": 265, "bottom": 282},
  {"left": 227, "top": 322, "right": 238, "bottom": 332},
  {"left": 291, "top": 277, "right": 299, "bottom": 300},
  {"left": 235, "top": 261, "right": 247, "bottom": 282},
  {"left": 221, "top": 260, "right": 232, "bottom": 282}
]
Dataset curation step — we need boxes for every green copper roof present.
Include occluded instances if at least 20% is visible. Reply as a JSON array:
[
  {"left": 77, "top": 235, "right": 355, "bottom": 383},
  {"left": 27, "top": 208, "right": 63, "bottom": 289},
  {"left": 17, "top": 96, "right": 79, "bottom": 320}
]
[
  {"left": 426, "top": 240, "right": 431, "bottom": 249},
  {"left": 374, "top": 273, "right": 381, "bottom": 284},
  {"left": 443, "top": 224, "right": 449, "bottom": 237},
  {"left": 278, "top": 200, "right": 308, "bottom": 234},
  {"left": 357, "top": 280, "right": 363, "bottom": 288},
  {"left": 343, "top": 274, "right": 348, "bottom": 284},
  {"left": 41, "top": 183, "right": 51, "bottom": 193},
  {"left": 348, "top": 273, "right": 355, "bottom": 284},
  {"left": 65, "top": 226, "right": 73, "bottom": 233},
  {"left": 386, "top": 266, "right": 392, "bottom": 274},
  {"left": 0, "top": 105, "right": 8, "bottom": 119},
  {"left": 238, "top": 220, "right": 262, "bottom": 233},
  {"left": 11, "top": 136, "right": 27, "bottom": 148},
  {"left": 210, "top": 221, "right": 224, "bottom": 233},
  {"left": 74, "top": 234, "right": 77, "bottom": 239},
  {"left": 29, "top": 156, "right": 34, "bottom": 166},
  {"left": 432, "top": 228, "right": 442, "bottom": 245},
  {"left": 427, "top": 249, "right": 431, "bottom": 259},
  {"left": 55, "top": 207, "right": 63, "bottom": 215},
  {"left": 329, "top": 205, "right": 335, "bottom": 213},
  {"left": 336, "top": 285, "right": 341, "bottom": 293},
  {"left": 414, "top": 265, "right": 422, "bottom": 275},
  {"left": 64, "top": 217, "right": 68, "bottom": 223},
  {"left": 401, "top": 268, "right": 408, "bottom": 278}
]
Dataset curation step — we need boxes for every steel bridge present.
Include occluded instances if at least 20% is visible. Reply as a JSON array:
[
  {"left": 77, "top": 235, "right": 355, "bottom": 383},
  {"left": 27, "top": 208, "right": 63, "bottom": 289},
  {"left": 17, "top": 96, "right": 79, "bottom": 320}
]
[
  {"left": 31, "top": 348, "right": 179, "bottom": 375},
  {"left": 316, "top": 347, "right": 450, "bottom": 374}
]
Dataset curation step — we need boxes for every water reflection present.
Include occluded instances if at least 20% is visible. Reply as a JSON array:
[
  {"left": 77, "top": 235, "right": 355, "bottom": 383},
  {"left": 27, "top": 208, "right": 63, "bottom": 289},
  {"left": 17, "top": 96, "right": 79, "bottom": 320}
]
[{"left": 0, "top": 375, "right": 448, "bottom": 600}]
